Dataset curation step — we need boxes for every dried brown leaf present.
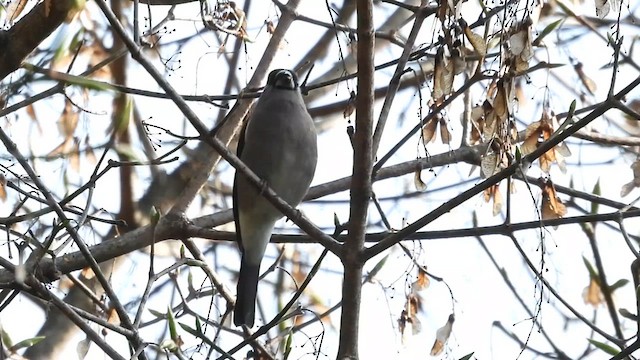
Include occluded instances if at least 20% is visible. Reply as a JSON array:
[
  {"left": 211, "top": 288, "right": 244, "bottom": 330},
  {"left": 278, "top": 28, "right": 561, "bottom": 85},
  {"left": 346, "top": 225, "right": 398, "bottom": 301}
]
[
  {"left": 69, "top": 137, "right": 81, "bottom": 172},
  {"left": 0, "top": 173, "right": 6, "bottom": 201},
  {"left": 595, "top": 0, "right": 620, "bottom": 18},
  {"left": 430, "top": 314, "right": 454, "bottom": 356},
  {"left": 414, "top": 168, "right": 427, "bottom": 191},
  {"left": 462, "top": 20, "right": 486, "bottom": 56},
  {"left": 439, "top": 117, "right": 451, "bottom": 144},
  {"left": 58, "top": 101, "right": 78, "bottom": 139},
  {"left": 46, "top": 138, "right": 74, "bottom": 159},
  {"left": 493, "top": 80, "right": 509, "bottom": 121},
  {"left": 541, "top": 180, "right": 567, "bottom": 221},
  {"left": 422, "top": 118, "right": 438, "bottom": 143},
  {"left": 480, "top": 153, "right": 499, "bottom": 178},
  {"left": 7, "top": 0, "right": 29, "bottom": 23},
  {"left": 492, "top": 186, "right": 503, "bottom": 216},
  {"left": 575, "top": 63, "right": 597, "bottom": 95},
  {"left": 521, "top": 120, "right": 542, "bottom": 155},
  {"left": 583, "top": 277, "right": 604, "bottom": 306},
  {"left": 415, "top": 268, "right": 430, "bottom": 291},
  {"left": 620, "top": 159, "right": 640, "bottom": 196}
]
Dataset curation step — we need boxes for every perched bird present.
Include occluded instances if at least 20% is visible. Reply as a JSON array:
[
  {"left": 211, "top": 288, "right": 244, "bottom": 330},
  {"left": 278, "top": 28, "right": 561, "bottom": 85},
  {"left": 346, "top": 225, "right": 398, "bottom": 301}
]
[{"left": 233, "top": 69, "right": 318, "bottom": 327}]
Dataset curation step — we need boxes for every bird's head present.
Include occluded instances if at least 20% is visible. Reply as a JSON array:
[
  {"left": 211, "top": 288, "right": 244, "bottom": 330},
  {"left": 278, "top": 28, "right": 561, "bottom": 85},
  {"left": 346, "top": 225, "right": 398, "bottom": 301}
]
[{"left": 267, "top": 69, "right": 299, "bottom": 90}]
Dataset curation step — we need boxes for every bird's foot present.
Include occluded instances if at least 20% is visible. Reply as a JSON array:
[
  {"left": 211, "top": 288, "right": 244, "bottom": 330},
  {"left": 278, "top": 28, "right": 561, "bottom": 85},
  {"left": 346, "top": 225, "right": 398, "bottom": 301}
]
[
  {"left": 258, "top": 179, "right": 269, "bottom": 195},
  {"left": 286, "top": 208, "right": 303, "bottom": 222}
]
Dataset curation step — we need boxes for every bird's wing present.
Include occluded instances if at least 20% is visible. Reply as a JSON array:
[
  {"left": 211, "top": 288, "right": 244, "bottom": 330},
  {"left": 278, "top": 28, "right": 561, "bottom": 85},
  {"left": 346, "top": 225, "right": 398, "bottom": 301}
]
[{"left": 232, "top": 118, "right": 249, "bottom": 252}]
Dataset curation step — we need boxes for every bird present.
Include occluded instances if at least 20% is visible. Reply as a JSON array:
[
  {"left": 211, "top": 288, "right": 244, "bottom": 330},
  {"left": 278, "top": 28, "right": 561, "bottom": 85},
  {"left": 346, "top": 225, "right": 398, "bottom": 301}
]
[{"left": 233, "top": 69, "right": 318, "bottom": 327}]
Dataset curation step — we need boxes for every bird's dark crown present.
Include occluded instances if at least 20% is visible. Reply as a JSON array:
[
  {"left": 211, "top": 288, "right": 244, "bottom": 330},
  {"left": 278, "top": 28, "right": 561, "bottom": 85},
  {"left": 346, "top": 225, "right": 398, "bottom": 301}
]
[{"left": 267, "top": 69, "right": 298, "bottom": 90}]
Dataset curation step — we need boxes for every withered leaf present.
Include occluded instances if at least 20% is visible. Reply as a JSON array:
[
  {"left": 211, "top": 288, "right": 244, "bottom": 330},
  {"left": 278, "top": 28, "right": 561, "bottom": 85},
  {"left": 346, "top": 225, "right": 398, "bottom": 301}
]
[
  {"left": 583, "top": 277, "right": 604, "bottom": 307},
  {"left": 7, "top": 0, "right": 29, "bottom": 23},
  {"left": 460, "top": 19, "right": 486, "bottom": 57},
  {"left": 574, "top": 63, "right": 597, "bottom": 95},
  {"left": 0, "top": 173, "right": 6, "bottom": 201},
  {"left": 422, "top": 118, "right": 438, "bottom": 144},
  {"left": 541, "top": 179, "right": 567, "bottom": 222},
  {"left": 58, "top": 101, "right": 79, "bottom": 139},
  {"left": 439, "top": 117, "right": 451, "bottom": 144},
  {"left": 430, "top": 314, "right": 455, "bottom": 356},
  {"left": 620, "top": 159, "right": 640, "bottom": 197},
  {"left": 414, "top": 168, "right": 428, "bottom": 192}
]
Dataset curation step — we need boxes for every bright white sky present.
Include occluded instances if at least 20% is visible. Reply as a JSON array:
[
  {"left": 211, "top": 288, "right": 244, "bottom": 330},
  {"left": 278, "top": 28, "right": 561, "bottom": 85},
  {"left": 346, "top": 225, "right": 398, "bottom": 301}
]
[{"left": 2, "top": 0, "right": 640, "bottom": 359}]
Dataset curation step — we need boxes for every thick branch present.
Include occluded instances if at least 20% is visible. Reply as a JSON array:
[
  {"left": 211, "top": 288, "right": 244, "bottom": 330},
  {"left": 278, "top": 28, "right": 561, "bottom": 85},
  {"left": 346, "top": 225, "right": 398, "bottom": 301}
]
[
  {"left": 337, "top": 0, "right": 375, "bottom": 359},
  {"left": 0, "top": 0, "right": 81, "bottom": 80}
]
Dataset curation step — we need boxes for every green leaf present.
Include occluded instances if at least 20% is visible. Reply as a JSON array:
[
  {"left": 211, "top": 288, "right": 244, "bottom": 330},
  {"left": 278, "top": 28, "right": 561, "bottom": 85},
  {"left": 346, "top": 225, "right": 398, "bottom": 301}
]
[
  {"left": 167, "top": 306, "right": 178, "bottom": 341},
  {"left": 115, "top": 96, "right": 133, "bottom": 136},
  {"left": 556, "top": 0, "right": 579, "bottom": 17},
  {"left": 22, "top": 63, "right": 114, "bottom": 91},
  {"left": 554, "top": 100, "right": 577, "bottom": 136},
  {"left": 187, "top": 270, "right": 195, "bottom": 294},
  {"left": 179, "top": 323, "right": 204, "bottom": 341},
  {"left": 148, "top": 308, "right": 165, "bottom": 318},
  {"left": 9, "top": 336, "right": 46, "bottom": 352},
  {"left": 68, "top": 28, "right": 85, "bottom": 54},
  {"left": 582, "top": 256, "right": 598, "bottom": 281},
  {"left": 195, "top": 315, "right": 202, "bottom": 333},
  {"left": 520, "top": 61, "right": 565, "bottom": 75},
  {"left": 1, "top": 328, "right": 13, "bottom": 348},
  {"left": 591, "top": 179, "right": 601, "bottom": 216},
  {"left": 459, "top": 353, "right": 475, "bottom": 360},
  {"left": 283, "top": 331, "right": 293, "bottom": 360},
  {"left": 533, "top": 18, "right": 564, "bottom": 46},
  {"left": 588, "top": 339, "right": 619, "bottom": 355},
  {"left": 367, "top": 253, "right": 389, "bottom": 281},
  {"left": 113, "top": 143, "right": 140, "bottom": 161},
  {"left": 150, "top": 206, "right": 160, "bottom": 226},
  {"left": 619, "top": 308, "right": 639, "bottom": 321},
  {"left": 159, "top": 339, "right": 178, "bottom": 352},
  {"left": 609, "top": 279, "right": 629, "bottom": 292}
]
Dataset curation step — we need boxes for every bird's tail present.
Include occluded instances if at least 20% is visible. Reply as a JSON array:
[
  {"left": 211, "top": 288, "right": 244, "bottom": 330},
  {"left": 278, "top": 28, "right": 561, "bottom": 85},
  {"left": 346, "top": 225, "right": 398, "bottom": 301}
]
[{"left": 234, "top": 259, "right": 260, "bottom": 327}]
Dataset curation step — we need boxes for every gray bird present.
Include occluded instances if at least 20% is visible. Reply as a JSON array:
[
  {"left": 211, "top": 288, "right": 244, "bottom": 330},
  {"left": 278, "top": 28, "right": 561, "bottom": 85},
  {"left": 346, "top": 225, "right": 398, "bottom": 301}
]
[{"left": 233, "top": 69, "right": 318, "bottom": 327}]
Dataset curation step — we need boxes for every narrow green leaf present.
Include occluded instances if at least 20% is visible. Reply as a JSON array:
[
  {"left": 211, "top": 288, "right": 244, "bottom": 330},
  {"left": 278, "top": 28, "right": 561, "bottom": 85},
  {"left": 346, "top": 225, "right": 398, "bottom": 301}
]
[
  {"left": 459, "top": 353, "right": 475, "bottom": 360},
  {"left": 283, "top": 331, "right": 293, "bottom": 360},
  {"left": 588, "top": 339, "right": 619, "bottom": 355},
  {"left": 608, "top": 279, "right": 629, "bottom": 292},
  {"left": 582, "top": 256, "right": 598, "bottom": 281},
  {"left": 179, "top": 323, "right": 206, "bottom": 342},
  {"left": 22, "top": 63, "right": 114, "bottom": 91},
  {"left": 556, "top": 0, "right": 579, "bottom": 17},
  {"left": 591, "top": 179, "right": 601, "bottom": 216},
  {"left": 180, "top": 322, "right": 231, "bottom": 356},
  {"left": 150, "top": 206, "right": 160, "bottom": 226},
  {"left": 9, "top": 336, "right": 46, "bottom": 352},
  {"left": 367, "top": 253, "right": 389, "bottom": 281},
  {"left": 115, "top": 96, "right": 133, "bottom": 136},
  {"left": 554, "top": 100, "right": 577, "bottom": 136},
  {"left": 167, "top": 306, "right": 178, "bottom": 341},
  {"left": 148, "top": 308, "right": 165, "bottom": 318},
  {"left": 619, "top": 308, "right": 639, "bottom": 321},
  {"left": 533, "top": 19, "right": 564, "bottom": 46},
  {"left": 1, "top": 328, "right": 13, "bottom": 348},
  {"left": 114, "top": 144, "right": 140, "bottom": 161}
]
